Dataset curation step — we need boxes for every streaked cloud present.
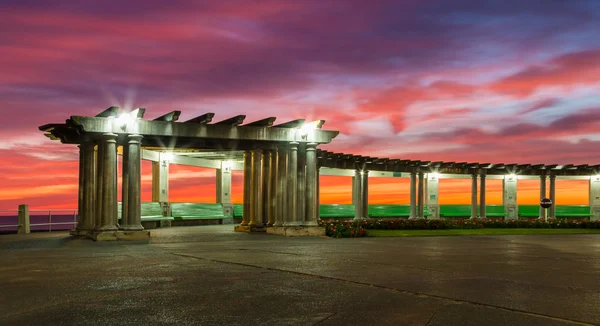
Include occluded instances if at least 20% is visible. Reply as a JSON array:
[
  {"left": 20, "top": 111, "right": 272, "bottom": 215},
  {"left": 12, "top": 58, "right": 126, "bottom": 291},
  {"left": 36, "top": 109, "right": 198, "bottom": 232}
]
[{"left": 1, "top": 0, "right": 599, "bottom": 209}]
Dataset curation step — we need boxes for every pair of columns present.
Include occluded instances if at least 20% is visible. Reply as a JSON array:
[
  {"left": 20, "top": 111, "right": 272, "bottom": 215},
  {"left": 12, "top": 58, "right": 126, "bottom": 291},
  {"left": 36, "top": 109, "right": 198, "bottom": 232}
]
[
  {"left": 470, "top": 173, "right": 487, "bottom": 219},
  {"left": 408, "top": 172, "right": 426, "bottom": 219},
  {"left": 76, "top": 133, "right": 144, "bottom": 233},
  {"left": 240, "top": 142, "right": 319, "bottom": 228},
  {"left": 352, "top": 170, "right": 427, "bottom": 219}
]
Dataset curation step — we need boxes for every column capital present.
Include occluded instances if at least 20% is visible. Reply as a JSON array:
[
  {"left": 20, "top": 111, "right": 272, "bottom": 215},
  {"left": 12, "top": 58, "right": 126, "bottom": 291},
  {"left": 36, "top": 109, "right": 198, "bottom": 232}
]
[
  {"left": 289, "top": 141, "right": 299, "bottom": 149},
  {"left": 410, "top": 171, "right": 417, "bottom": 177},
  {"left": 99, "top": 132, "right": 118, "bottom": 141},
  {"left": 306, "top": 142, "right": 318, "bottom": 149},
  {"left": 480, "top": 172, "right": 486, "bottom": 178},
  {"left": 253, "top": 148, "right": 264, "bottom": 154},
  {"left": 540, "top": 174, "right": 547, "bottom": 180},
  {"left": 549, "top": 174, "right": 556, "bottom": 179},
  {"left": 127, "top": 134, "right": 143, "bottom": 143}
]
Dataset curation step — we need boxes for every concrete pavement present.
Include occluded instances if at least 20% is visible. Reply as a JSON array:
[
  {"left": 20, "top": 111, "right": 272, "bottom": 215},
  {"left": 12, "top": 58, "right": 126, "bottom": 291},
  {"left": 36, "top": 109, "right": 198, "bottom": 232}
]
[{"left": 1, "top": 225, "right": 599, "bottom": 325}]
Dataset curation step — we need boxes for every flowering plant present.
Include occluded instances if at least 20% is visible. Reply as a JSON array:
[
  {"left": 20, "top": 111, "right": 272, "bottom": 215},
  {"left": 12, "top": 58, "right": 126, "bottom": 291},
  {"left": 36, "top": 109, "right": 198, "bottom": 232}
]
[
  {"left": 319, "top": 219, "right": 366, "bottom": 238},
  {"left": 319, "top": 218, "right": 600, "bottom": 237}
]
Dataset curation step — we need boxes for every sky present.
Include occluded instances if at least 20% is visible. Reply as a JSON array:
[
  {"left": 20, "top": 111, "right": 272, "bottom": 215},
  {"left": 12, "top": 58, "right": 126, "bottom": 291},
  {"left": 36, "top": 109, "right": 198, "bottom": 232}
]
[{"left": 1, "top": 0, "right": 600, "bottom": 210}]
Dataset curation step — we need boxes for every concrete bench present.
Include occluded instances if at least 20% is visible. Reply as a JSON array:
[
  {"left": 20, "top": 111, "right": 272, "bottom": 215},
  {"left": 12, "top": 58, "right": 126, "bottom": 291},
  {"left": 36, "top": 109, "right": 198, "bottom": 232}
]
[
  {"left": 368, "top": 205, "right": 410, "bottom": 217},
  {"left": 117, "top": 202, "right": 173, "bottom": 228},
  {"left": 319, "top": 204, "right": 355, "bottom": 218},
  {"left": 170, "top": 203, "right": 228, "bottom": 220},
  {"left": 485, "top": 205, "right": 508, "bottom": 217},
  {"left": 555, "top": 205, "right": 593, "bottom": 217},
  {"left": 519, "top": 205, "right": 541, "bottom": 217},
  {"left": 233, "top": 204, "right": 244, "bottom": 218},
  {"left": 440, "top": 205, "right": 472, "bottom": 218}
]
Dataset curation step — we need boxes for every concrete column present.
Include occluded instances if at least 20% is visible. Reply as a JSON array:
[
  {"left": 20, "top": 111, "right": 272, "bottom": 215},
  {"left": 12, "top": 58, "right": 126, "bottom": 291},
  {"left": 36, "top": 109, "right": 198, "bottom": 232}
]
[
  {"left": 249, "top": 149, "right": 264, "bottom": 227},
  {"left": 503, "top": 174, "right": 518, "bottom": 220},
  {"left": 549, "top": 175, "right": 556, "bottom": 219},
  {"left": 285, "top": 142, "right": 299, "bottom": 226},
  {"left": 262, "top": 150, "right": 273, "bottom": 226},
  {"left": 539, "top": 175, "right": 547, "bottom": 220},
  {"left": 77, "top": 141, "right": 96, "bottom": 231},
  {"left": 120, "top": 134, "right": 144, "bottom": 231},
  {"left": 417, "top": 172, "right": 424, "bottom": 218},
  {"left": 152, "top": 153, "right": 169, "bottom": 203},
  {"left": 95, "top": 142, "right": 103, "bottom": 228},
  {"left": 268, "top": 150, "right": 278, "bottom": 227},
  {"left": 352, "top": 176, "right": 357, "bottom": 205},
  {"left": 241, "top": 150, "right": 252, "bottom": 226},
  {"left": 316, "top": 166, "right": 321, "bottom": 220},
  {"left": 304, "top": 142, "right": 319, "bottom": 226},
  {"left": 297, "top": 143, "right": 306, "bottom": 224},
  {"left": 589, "top": 175, "right": 600, "bottom": 221},
  {"left": 96, "top": 133, "right": 118, "bottom": 231},
  {"left": 361, "top": 170, "right": 369, "bottom": 219},
  {"left": 17, "top": 204, "right": 30, "bottom": 234},
  {"left": 274, "top": 148, "right": 287, "bottom": 227},
  {"left": 353, "top": 169, "right": 362, "bottom": 220},
  {"left": 426, "top": 173, "right": 440, "bottom": 219},
  {"left": 470, "top": 173, "right": 478, "bottom": 219},
  {"left": 77, "top": 145, "right": 84, "bottom": 230},
  {"left": 216, "top": 161, "right": 233, "bottom": 217},
  {"left": 479, "top": 172, "right": 486, "bottom": 219},
  {"left": 409, "top": 171, "right": 417, "bottom": 219}
]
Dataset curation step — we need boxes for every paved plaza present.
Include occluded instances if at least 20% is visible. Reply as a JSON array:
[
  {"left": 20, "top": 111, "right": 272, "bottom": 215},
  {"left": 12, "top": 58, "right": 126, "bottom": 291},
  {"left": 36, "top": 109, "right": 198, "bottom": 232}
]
[{"left": 1, "top": 226, "right": 600, "bottom": 325}]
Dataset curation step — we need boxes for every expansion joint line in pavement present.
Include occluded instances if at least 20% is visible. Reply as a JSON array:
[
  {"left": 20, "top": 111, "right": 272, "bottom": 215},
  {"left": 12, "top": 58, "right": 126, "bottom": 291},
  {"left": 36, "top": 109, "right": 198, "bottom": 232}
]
[{"left": 172, "top": 252, "right": 595, "bottom": 326}]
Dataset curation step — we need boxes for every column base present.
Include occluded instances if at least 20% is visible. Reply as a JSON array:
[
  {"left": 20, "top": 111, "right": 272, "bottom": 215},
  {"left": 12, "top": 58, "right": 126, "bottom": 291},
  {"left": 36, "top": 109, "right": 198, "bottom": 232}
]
[
  {"left": 267, "top": 226, "right": 325, "bottom": 237},
  {"left": 89, "top": 230, "right": 151, "bottom": 241},
  {"left": 94, "top": 225, "right": 118, "bottom": 232},
  {"left": 283, "top": 221, "right": 302, "bottom": 227},
  {"left": 119, "top": 225, "right": 144, "bottom": 231},
  {"left": 234, "top": 225, "right": 267, "bottom": 232},
  {"left": 301, "top": 221, "right": 319, "bottom": 227}
]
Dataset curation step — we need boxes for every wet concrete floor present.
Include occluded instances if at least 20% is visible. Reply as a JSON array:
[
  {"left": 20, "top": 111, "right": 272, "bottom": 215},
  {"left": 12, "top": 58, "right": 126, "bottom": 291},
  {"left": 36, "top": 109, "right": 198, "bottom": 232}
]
[{"left": 1, "top": 225, "right": 600, "bottom": 325}]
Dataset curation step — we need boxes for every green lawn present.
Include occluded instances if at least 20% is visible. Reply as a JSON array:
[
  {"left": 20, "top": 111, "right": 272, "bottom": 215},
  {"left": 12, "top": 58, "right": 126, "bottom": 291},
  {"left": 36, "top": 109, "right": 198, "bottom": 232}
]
[{"left": 367, "top": 228, "right": 600, "bottom": 237}]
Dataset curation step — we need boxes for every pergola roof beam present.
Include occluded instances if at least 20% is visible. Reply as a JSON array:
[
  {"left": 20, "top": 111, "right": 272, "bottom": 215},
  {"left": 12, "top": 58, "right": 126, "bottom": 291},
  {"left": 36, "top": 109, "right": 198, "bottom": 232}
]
[
  {"left": 185, "top": 113, "right": 215, "bottom": 124},
  {"left": 96, "top": 106, "right": 119, "bottom": 118},
  {"left": 153, "top": 110, "right": 181, "bottom": 122},
  {"left": 214, "top": 115, "right": 246, "bottom": 126},
  {"left": 244, "top": 117, "right": 276, "bottom": 127}
]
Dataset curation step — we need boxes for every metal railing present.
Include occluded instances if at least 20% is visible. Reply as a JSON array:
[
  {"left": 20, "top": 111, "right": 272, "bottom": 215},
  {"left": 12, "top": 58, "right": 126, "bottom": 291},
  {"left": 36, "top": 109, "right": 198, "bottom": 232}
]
[{"left": 0, "top": 209, "right": 78, "bottom": 232}]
